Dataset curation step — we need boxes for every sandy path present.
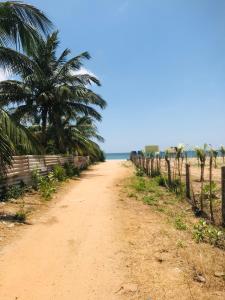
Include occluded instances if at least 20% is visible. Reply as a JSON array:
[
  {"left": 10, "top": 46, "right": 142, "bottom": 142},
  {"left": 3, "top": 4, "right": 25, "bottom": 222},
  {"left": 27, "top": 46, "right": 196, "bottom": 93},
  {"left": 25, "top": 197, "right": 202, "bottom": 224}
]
[{"left": 0, "top": 161, "right": 128, "bottom": 300}]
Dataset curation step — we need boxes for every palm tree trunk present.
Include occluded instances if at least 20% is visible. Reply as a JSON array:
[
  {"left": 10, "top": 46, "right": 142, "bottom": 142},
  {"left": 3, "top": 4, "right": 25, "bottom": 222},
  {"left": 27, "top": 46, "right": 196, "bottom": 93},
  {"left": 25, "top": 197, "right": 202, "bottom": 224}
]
[{"left": 41, "top": 108, "right": 48, "bottom": 148}]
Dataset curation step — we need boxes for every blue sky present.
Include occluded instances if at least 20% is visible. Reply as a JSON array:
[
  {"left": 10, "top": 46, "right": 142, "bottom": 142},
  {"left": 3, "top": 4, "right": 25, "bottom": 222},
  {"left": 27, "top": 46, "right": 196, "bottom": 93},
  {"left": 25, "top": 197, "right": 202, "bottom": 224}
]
[{"left": 29, "top": 0, "right": 225, "bottom": 152}]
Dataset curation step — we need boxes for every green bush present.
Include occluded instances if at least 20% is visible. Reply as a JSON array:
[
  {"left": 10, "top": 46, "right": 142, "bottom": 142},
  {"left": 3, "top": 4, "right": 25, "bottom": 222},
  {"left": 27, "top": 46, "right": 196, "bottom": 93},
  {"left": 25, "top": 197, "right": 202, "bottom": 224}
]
[
  {"left": 193, "top": 219, "right": 224, "bottom": 247},
  {"left": 4, "top": 182, "right": 26, "bottom": 200},
  {"left": 143, "top": 195, "right": 157, "bottom": 206},
  {"left": 31, "top": 168, "right": 41, "bottom": 190},
  {"left": 136, "top": 168, "right": 144, "bottom": 177},
  {"left": 53, "top": 165, "right": 66, "bottom": 181},
  {"left": 64, "top": 162, "right": 80, "bottom": 177},
  {"left": 64, "top": 162, "right": 74, "bottom": 177},
  {"left": 38, "top": 172, "right": 56, "bottom": 200},
  {"left": 155, "top": 175, "right": 167, "bottom": 187},
  {"left": 133, "top": 178, "right": 146, "bottom": 191},
  {"left": 202, "top": 182, "right": 218, "bottom": 199}
]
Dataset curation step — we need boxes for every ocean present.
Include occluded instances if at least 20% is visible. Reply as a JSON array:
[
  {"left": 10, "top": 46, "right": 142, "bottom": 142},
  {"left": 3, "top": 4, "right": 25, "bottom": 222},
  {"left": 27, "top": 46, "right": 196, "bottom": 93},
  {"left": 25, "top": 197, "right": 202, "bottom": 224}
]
[
  {"left": 105, "top": 153, "right": 130, "bottom": 160},
  {"left": 105, "top": 150, "right": 223, "bottom": 160}
]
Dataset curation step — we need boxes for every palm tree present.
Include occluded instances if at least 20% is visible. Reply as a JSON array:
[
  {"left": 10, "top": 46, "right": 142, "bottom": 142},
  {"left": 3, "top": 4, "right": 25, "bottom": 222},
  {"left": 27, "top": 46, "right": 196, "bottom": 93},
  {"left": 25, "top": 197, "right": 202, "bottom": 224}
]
[
  {"left": 0, "top": 109, "right": 38, "bottom": 176},
  {"left": 27, "top": 116, "right": 104, "bottom": 157},
  {"left": 0, "top": 1, "right": 52, "bottom": 52},
  {"left": 195, "top": 144, "right": 208, "bottom": 211},
  {"left": 0, "top": 31, "right": 106, "bottom": 151},
  {"left": 0, "top": 1, "right": 52, "bottom": 173}
]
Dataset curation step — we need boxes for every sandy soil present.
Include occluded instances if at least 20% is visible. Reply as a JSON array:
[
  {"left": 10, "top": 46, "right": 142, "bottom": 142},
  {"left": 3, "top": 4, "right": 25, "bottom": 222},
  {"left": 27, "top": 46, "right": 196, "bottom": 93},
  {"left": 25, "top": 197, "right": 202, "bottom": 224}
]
[
  {"left": 0, "top": 161, "right": 129, "bottom": 300},
  {"left": 0, "top": 161, "right": 224, "bottom": 300}
]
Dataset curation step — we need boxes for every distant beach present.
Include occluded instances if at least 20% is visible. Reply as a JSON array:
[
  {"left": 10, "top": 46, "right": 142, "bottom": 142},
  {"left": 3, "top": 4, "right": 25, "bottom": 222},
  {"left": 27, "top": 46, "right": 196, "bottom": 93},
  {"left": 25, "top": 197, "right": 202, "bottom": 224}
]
[{"left": 105, "top": 153, "right": 129, "bottom": 160}]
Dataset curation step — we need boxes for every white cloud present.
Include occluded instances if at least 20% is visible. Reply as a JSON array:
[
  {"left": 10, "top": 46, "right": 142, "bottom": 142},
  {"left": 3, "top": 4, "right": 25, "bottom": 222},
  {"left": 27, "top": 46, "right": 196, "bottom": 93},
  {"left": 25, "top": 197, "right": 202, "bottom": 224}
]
[{"left": 72, "top": 66, "right": 98, "bottom": 78}]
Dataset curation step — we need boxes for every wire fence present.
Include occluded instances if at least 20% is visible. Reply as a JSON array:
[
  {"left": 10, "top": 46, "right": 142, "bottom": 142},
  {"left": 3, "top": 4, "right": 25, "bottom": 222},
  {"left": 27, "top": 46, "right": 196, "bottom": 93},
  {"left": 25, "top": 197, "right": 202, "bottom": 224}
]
[{"left": 131, "top": 154, "right": 225, "bottom": 227}]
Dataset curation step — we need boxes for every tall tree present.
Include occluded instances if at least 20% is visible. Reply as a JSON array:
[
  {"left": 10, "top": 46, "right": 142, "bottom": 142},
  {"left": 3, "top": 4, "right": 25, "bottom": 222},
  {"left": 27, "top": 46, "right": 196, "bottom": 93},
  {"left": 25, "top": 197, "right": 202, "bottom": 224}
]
[
  {"left": 0, "top": 1, "right": 52, "bottom": 173},
  {"left": 0, "top": 31, "right": 106, "bottom": 152},
  {"left": 0, "top": 1, "right": 52, "bottom": 52}
]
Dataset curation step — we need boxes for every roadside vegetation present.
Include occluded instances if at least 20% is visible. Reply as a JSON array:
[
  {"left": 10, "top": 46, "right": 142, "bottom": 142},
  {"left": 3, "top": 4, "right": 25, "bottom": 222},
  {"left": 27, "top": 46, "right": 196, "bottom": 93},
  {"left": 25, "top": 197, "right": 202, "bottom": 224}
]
[
  {"left": 0, "top": 162, "right": 85, "bottom": 224},
  {"left": 126, "top": 173, "right": 225, "bottom": 250}
]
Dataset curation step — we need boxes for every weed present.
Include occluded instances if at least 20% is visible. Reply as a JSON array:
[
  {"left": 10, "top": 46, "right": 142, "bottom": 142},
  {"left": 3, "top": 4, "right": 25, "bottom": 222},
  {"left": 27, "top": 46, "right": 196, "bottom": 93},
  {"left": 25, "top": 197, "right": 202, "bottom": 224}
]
[
  {"left": 38, "top": 172, "right": 56, "bottom": 200},
  {"left": 14, "top": 210, "right": 27, "bottom": 222},
  {"left": 202, "top": 182, "right": 218, "bottom": 199},
  {"left": 174, "top": 216, "right": 187, "bottom": 230},
  {"left": 133, "top": 178, "right": 146, "bottom": 192},
  {"left": 136, "top": 168, "right": 144, "bottom": 177},
  {"left": 193, "top": 220, "right": 225, "bottom": 248},
  {"left": 155, "top": 175, "right": 167, "bottom": 187},
  {"left": 143, "top": 195, "right": 157, "bottom": 206},
  {"left": 53, "top": 165, "right": 66, "bottom": 181},
  {"left": 31, "top": 168, "right": 41, "bottom": 190},
  {"left": 177, "top": 239, "right": 186, "bottom": 248}
]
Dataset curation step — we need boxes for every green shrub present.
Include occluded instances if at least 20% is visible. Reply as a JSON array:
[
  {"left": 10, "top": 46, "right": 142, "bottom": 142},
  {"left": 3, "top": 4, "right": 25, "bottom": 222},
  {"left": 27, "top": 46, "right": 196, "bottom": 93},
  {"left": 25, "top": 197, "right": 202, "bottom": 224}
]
[
  {"left": 202, "top": 182, "right": 218, "bottom": 199},
  {"left": 63, "top": 163, "right": 80, "bottom": 177},
  {"left": 31, "top": 168, "right": 41, "bottom": 190},
  {"left": 64, "top": 162, "right": 74, "bottom": 177},
  {"left": 155, "top": 175, "right": 167, "bottom": 187},
  {"left": 143, "top": 195, "right": 157, "bottom": 206},
  {"left": 133, "top": 178, "right": 146, "bottom": 191},
  {"left": 193, "top": 220, "right": 224, "bottom": 247},
  {"left": 136, "top": 168, "right": 144, "bottom": 177},
  {"left": 38, "top": 172, "right": 56, "bottom": 200},
  {"left": 53, "top": 165, "right": 66, "bottom": 181},
  {"left": 4, "top": 182, "right": 26, "bottom": 200}
]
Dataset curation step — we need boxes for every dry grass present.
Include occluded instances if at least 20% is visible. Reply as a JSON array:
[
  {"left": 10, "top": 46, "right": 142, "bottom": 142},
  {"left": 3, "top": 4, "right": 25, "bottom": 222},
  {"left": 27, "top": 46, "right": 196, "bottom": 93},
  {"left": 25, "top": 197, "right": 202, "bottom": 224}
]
[{"left": 117, "top": 170, "right": 225, "bottom": 299}]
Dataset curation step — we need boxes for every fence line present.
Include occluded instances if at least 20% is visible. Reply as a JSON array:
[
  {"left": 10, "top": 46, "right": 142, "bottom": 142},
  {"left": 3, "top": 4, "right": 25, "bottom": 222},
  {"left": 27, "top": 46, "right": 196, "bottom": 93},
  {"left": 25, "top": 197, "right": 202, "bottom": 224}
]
[
  {"left": 131, "top": 155, "right": 225, "bottom": 227},
  {"left": 0, "top": 155, "right": 89, "bottom": 193}
]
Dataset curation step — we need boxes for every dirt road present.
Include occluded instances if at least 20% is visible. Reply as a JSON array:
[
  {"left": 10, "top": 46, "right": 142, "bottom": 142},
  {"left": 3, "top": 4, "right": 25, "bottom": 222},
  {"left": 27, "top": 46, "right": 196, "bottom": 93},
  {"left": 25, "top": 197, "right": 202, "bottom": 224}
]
[
  {"left": 1, "top": 161, "right": 225, "bottom": 300},
  {"left": 0, "top": 161, "right": 130, "bottom": 300}
]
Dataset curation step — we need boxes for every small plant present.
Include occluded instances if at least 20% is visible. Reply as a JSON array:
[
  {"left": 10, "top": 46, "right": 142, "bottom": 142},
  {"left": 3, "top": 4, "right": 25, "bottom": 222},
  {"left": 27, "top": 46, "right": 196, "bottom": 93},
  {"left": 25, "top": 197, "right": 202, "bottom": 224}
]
[
  {"left": 202, "top": 182, "right": 218, "bottom": 199},
  {"left": 64, "top": 162, "right": 74, "bottom": 177},
  {"left": 193, "top": 219, "right": 224, "bottom": 247},
  {"left": 133, "top": 178, "right": 146, "bottom": 191},
  {"left": 31, "top": 168, "right": 41, "bottom": 190},
  {"left": 143, "top": 195, "right": 157, "bottom": 206},
  {"left": 38, "top": 172, "right": 56, "bottom": 200},
  {"left": 14, "top": 210, "right": 27, "bottom": 222},
  {"left": 53, "top": 165, "right": 66, "bottom": 181},
  {"left": 136, "top": 168, "right": 144, "bottom": 177},
  {"left": 177, "top": 239, "right": 186, "bottom": 248},
  {"left": 4, "top": 183, "right": 26, "bottom": 200},
  {"left": 155, "top": 175, "right": 167, "bottom": 187},
  {"left": 174, "top": 216, "right": 187, "bottom": 230}
]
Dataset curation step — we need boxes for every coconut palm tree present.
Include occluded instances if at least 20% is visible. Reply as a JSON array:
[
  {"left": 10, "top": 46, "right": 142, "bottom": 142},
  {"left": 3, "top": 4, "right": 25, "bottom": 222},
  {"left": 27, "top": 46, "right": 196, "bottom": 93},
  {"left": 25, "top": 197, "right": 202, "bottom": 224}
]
[
  {"left": 0, "top": 31, "right": 106, "bottom": 151},
  {"left": 0, "top": 1, "right": 52, "bottom": 173},
  {"left": 0, "top": 1, "right": 52, "bottom": 52},
  {"left": 0, "top": 109, "right": 38, "bottom": 176}
]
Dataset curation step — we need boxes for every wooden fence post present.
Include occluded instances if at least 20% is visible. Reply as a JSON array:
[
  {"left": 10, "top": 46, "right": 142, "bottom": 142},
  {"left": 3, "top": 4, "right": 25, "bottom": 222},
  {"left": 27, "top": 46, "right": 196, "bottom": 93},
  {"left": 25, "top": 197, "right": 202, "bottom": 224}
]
[
  {"left": 221, "top": 167, "right": 225, "bottom": 226},
  {"left": 185, "top": 163, "right": 191, "bottom": 199},
  {"left": 165, "top": 157, "right": 171, "bottom": 186}
]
